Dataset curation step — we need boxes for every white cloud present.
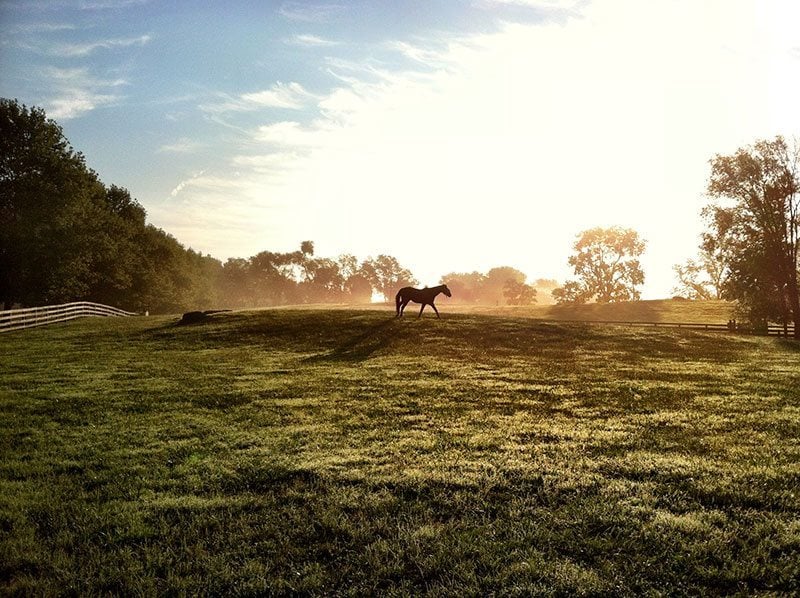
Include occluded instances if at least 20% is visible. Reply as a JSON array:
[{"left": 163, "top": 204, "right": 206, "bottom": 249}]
[
  {"left": 241, "top": 82, "right": 316, "bottom": 109},
  {"left": 78, "top": 0, "right": 152, "bottom": 9},
  {"left": 201, "top": 82, "right": 316, "bottom": 114},
  {"left": 158, "top": 138, "right": 206, "bottom": 154},
  {"left": 254, "top": 121, "right": 327, "bottom": 148},
  {"left": 278, "top": 2, "right": 345, "bottom": 22},
  {"left": 58, "top": 34, "right": 151, "bottom": 57},
  {"left": 42, "top": 66, "right": 127, "bottom": 119},
  {"left": 289, "top": 34, "right": 340, "bottom": 47},
  {"left": 159, "top": 0, "right": 800, "bottom": 296},
  {"left": 386, "top": 41, "right": 448, "bottom": 66},
  {"left": 484, "top": 0, "right": 584, "bottom": 9},
  {"left": 8, "top": 22, "right": 76, "bottom": 34}
]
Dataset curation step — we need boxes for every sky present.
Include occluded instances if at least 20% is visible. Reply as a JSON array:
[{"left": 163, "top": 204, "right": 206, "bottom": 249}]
[{"left": 2, "top": 0, "right": 800, "bottom": 298}]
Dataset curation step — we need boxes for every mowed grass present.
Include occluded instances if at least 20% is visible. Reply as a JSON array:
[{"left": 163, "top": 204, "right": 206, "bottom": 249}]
[
  {"left": 447, "top": 298, "right": 736, "bottom": 324},
  {"left": 1, "top": 306, "right": 798, "bottom": 595}
]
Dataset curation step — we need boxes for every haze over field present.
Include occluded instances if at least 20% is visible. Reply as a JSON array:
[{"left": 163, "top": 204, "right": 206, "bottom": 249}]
[{"left": 2, "top": 0, "right": 799, "bottom": 296}]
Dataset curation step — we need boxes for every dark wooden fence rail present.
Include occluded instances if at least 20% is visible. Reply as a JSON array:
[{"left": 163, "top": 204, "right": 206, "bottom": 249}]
[
  {"left": 0, "top": 302, "right": 137, "bottom": 333},
  {"left": 765, "top": 324, "right": 797, "bottom": 338},
  {"left": 549, "top": 319, "right": 795, "bottom": 337}
]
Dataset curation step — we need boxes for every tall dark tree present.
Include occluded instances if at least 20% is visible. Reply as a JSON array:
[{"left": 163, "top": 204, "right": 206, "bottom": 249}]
[
  {"left": 0, "top": 98, "right": 226, "bottom": 313},
  {"left": 361, "top": 255, "right": 417, "bottom": 301},
  {"left": 0, "top": 99, "right": 104, "bottom": 307},
  {"left": 704, "top": 136, "right": 800, "bottom": 336},
  {"left": 337, "top": 254, "right": 373, "bottom": 302},
  {"left": 553, "top": 227, "right": 645, "bottom": 304},
  {"left": 302, "top": 257, "right": 345, "bottom": 302}
]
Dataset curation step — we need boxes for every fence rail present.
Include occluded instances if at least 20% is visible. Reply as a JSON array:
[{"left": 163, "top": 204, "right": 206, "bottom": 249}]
[
  {"left": 548, "top": 319, "right": 795, "bottom": 337},
  {"left": 766, "top": 324, "right": 797, "bottom": 337},
  {"left": 0, "top": 304, "right": 795, "bottom": 338},
  {"left": 0, "top": 301, "right": 137, "bottom": 332}
]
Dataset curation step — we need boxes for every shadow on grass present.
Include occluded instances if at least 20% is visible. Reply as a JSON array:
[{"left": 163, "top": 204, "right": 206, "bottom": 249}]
[
  {"left": 305, "top": 319, "right": 398, "bottom": 363},
  {"left": 776, "top": 338, "right": 800, "bottom": 352}
]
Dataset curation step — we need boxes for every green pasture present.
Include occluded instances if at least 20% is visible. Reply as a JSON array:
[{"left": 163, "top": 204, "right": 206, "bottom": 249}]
[{"left": 1, "top": 303, "right": 798, "bottom": 595}]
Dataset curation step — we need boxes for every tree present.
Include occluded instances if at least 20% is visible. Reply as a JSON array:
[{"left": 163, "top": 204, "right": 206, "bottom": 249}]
[
  {"left": 439, "top": 271, "right": 486, "bottom": 304},
  {"left": 338, "top": 254, "right": 373, "bottom": 302},
  {"left": 0, "top": 98, "right": 104, "bottom": 307},
  {"left": 553, "top": 227, "right": 645, "bottom": 304},
  {"left": 483, "top": 267, "right": 526, "bottom": 305},
  {"left": 704, "top": 136, "right": 800, "bottom": 336},
  {"left": 361, "top": 255, "right": 417, "bottom": 301},
  {"left": 672, "top": 253, "right": 726, "bottom": 301},
  {"left": 673, "top": 207, "right": 734, "bottom": 301},
  {"left": 551, "top": 280, "right": 585, "bottom": 304},
  {"left": 503, "top": 279, "right": 537, "bottom": 305},
  {"left": 302, "top": 257, "right": 344, "bottom": 302}
]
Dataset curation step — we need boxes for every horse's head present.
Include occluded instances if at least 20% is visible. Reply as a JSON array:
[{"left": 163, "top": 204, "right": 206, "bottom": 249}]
[{"left": 441, "top": 284, "right": 452, "bottom": 298}]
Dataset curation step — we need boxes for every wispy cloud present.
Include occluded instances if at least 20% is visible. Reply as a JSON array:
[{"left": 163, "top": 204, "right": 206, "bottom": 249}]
[
  {"left": 42, "top": 66, "right": 127, "bottom": 119},
  {"left": 4, "top": 0, "right": 150, "bottom": 12},
  {"left": 78, "top": 0, "right": 151, "bottom": 9},
  {"left": 387, "top": 41, "right": 449, "bottom": 66},
  {"left": 7, "top": 21, "right": 77, "bottom": 34},
  {"left": 201, "top": 82, "right": 317, "bottom": 114},
  {"left": 278, "top": 2, "right": 345, "bottom": 22},
  {"left": 58, "top": 34, "right": 151, "bottom": 57},
  {"left": 230, "top": 152, "right": 300, "bottom": 172},
  {"left": 480, "top": 0, "right": 586, "bottom": 11},
  {"left": 158, "top": 138, "right": 206, "bottom": 154},
  {"left": 288, "top": 34, "right": 341, "bottom": 47},
  {"left": 254, "top": 121, "right": 326, "bottom": 148}
]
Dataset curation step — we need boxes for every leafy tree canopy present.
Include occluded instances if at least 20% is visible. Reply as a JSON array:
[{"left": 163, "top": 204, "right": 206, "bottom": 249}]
[
  {"left": 703, "top": 136, "right": 800, "bottom": 336},
  {"left": 553, "top": 227, "right": 645, "bottom": 304}
]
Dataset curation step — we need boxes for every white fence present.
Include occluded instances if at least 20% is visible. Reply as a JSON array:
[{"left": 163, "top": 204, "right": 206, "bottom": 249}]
[{"left": 0, "top": 301, "right": 137, "bottom": 333}]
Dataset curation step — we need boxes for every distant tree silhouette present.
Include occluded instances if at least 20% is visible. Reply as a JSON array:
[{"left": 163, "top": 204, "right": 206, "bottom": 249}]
[
  {"left": 440, "top": 269, "right": 552, "bottom": 305},
  {"left": 362, "top": 255, "right": 417, "bottom": 301},
  {"left": 439, "top": 272, "right": 486, "bottom": 304},
  {"left": 554, "top": 227, "right": 645, "bottom": 304},
  {"left": 503, "top": 279, "right": 537, "bottom": 305},
  {"left": 483, "top": 267, "right": 526, "bottom": 305}
]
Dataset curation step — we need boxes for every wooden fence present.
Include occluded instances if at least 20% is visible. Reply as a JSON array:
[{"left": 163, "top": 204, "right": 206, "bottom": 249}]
[
  {"left": 0, "top": 302, "right": 137, "bottom": 333},
  {"left": 0, "top": 304, "right": 795, "bottom": 338},
  {"left": 549, "top": 319, "right": 795, "bottom": 338}
]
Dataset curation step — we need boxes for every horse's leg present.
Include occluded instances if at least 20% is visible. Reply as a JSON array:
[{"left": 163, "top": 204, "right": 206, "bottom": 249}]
[
  {"left": 431, "top": 303, "right": 440, "bottom": 318},
  {"left": 400, "top": 299, "right": 410, "bottom": 316},
  {"left": 418, "top": 303, "right": 426, "bottom": 318}
]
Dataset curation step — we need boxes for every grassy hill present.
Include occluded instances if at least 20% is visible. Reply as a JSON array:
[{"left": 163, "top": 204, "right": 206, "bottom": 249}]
[
  {"left": 1, "top": 308, "right": 798, "bottom": 594},
  {"left": 446, "top": 298, "right": 737, "bottom": 324}
]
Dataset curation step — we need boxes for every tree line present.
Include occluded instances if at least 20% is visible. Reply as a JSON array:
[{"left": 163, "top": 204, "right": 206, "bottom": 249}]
[
  {"left": 2, "top": 98, "right": 798, "bottom": 335},
  {"left": 0, "top": 99, "right": 421, "bottom": 313}
]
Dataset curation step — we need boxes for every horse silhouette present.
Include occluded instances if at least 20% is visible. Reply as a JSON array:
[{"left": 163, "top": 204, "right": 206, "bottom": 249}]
[{"left": 395, "top": 284, "right": 452, "bottom": 318}]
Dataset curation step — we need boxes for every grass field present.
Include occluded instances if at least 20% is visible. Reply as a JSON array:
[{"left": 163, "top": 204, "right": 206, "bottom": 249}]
[{"left": 1, "top": 302, "right": 799, "bottom": 595}]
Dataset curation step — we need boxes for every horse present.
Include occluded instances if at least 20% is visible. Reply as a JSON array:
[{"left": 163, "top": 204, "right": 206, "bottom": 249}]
[{"left": 395, "top": 284, "right": 452, "bottom": 318}]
